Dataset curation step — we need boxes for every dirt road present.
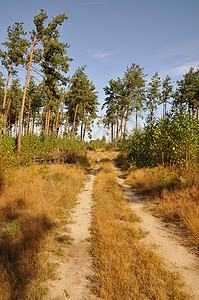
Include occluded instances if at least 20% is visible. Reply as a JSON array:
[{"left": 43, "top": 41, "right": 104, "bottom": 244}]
[
  {"left": 45, "top": 156, "right": 199, "bottom": 299},
  {"left": 114, "top": 163, "right": 199, "bottom": 300},
  {"left": 44, "top": 163, "right": 99, "bottom": 300}
]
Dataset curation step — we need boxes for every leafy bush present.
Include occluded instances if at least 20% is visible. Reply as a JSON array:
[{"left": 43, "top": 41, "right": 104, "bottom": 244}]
[{"left": 119, "top": 110, "right": 199, "bottom": 170}]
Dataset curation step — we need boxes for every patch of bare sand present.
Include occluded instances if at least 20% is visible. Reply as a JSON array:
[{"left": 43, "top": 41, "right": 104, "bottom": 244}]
[
  {"left": 44, "top": 165, "right": 99, "bottom": 300},
  {"left": 114, "top": 164, "right": 199, "bottom": 300}
]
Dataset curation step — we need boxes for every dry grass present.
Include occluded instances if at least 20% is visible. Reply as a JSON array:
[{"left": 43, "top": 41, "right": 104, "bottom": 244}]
[
  {"left": 102, "top": 150, "right": 119, "bottom": 160},
  {"left": 0, "top": 163, "right": 86, "bottom": 299},
  {"left": 125, "top": 167, "right": 199, "bottom": 251},
  {"left": 86, "top": 150, "right": 98, "bottom": 170},
  {"left": 91, "top": 159, "right": 189, "bottom": 299}
]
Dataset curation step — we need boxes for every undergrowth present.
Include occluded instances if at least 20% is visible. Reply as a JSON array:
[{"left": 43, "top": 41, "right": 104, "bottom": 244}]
[{"left": 90, "top": 157, "right": 189, "bottom": 299}]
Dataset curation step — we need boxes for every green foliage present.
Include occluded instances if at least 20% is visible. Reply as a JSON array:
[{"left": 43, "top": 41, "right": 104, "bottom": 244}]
[
  {"left": 0, "top": 133, "right": 88, "bottom": 169},
  {"left": 119, "top": 110, "right": 199, "bottom": 170},
  {"left": 88, "top": 136, "right": 108, "bottom": 150}
]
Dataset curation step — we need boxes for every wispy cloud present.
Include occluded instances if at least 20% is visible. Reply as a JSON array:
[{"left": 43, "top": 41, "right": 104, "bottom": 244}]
[
  {"left": 85, "top": 49, "right": 117, "bottom": 62},
  {"left": 163, "top": 59, "right": 199, "bottom": 77},
  {"left": 151, "top": 40, "right": 199, "bottom": 78}
]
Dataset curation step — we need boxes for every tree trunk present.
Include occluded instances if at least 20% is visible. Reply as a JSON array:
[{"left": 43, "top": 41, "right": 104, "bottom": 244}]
[
  {"left": 120, "top": 113, "right": 125, "bottom": 140},
  {"left": 151, "top": 108, "right": 154, "bottom": 129},
  {"left": 26, "top": 97, "right": 31, "bottom": 134},
  {"left": 124, "top": 108, "right": 129, "bottom": 137},
  {"left": 111, "top": 122, "right": 113, "bottom": 145},
  {"left": 116, "top": 116, "right": 119, "bottom": 144},
  {"left": 83, "top": 122, "right": 86, "bottom": 141},
  {"left": 18, "top": 30, "right": 37, "bottom": 152},
  {"left": 136, "top": 107, "right": 138, "bottom": 130},
  {"left": 4, "top": 98, "right": 11, "bottom": 133},
  {"left": 55, "top": 86, "right": 70, "bottom": 134},
  {"left": 72, "top": 103, "right": 79, "bottom": 135},
  {"left": 32, "top": 110, "right": 35, "bottom": 133}
]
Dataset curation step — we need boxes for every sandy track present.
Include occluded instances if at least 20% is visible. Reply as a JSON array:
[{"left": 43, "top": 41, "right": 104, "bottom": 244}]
[
  {"left": 114, "top": 163, "right": 199, "bottom": 299},
  {"left": 44, "top": 164, "right": 99, "bottom": 300}
]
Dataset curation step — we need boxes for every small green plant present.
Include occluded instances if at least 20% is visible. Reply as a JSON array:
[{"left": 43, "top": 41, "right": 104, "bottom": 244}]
[{"left": 6, "top": 219, "right": 20, "bottom": 238}]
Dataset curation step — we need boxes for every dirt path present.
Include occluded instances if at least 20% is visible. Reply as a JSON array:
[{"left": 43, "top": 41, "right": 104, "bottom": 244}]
[
  {"left": 114, "top": 163, "right": 199, "bottom": 299},
  {"left": 44, "top": 162, "right": 99, "bottom": 300}
]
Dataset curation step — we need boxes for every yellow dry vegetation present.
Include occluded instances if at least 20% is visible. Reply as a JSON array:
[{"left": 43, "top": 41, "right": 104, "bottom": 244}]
[
  {"left": 125, "top": 166, "right": 199, "bottom": 250},
  {"left": 0, "top": 163, "right": 86, "bottom": 299},
  {"left": 91, "top": 159, "right": 189, "bottom": 299}
]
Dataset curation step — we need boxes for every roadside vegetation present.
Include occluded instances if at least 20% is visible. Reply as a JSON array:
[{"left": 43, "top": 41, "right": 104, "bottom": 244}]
[
  {"left": 0, "top": 156, "right": 87, "bottom": 299},
  {"left": 91, "top": 156, "right": 189, "bottom": 299},
  {"left": 117, "top": 110, "right": 199, "bottom": 252}
]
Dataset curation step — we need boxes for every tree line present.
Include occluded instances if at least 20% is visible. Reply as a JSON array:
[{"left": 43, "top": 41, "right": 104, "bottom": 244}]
[
  {"left": 102, "top": 63, "right": 199, "bottom": 145},
  {"left": 0, "top": 9, "right": 99, "bottom": 152}
]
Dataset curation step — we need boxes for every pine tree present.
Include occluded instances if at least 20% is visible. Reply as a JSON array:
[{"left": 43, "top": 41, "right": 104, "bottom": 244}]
[
  {"left": 146, "top": 72, "right": 161, "bottom": 128},
  {"left": 18, "top": 9, "right": 72, "bottom": 151},
  {"left": 123, "top": 63, "right": 147, "bottom": 131},
  {"left": 161, "top": 75, "right": 173, "bottom": 117},
  {"left": 174, "top": 67, "right": 199, "bottom": 119},
  {"left": 0, "top": 22, "right": 29, "bottom": 133}
]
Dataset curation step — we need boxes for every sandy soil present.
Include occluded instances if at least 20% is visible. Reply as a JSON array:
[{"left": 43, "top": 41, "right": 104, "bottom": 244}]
[
  {"left": 114, "top": 163, "right": 199, "bottom": 300},
  {"left": 44, "top": 163, "right": 99, "bottom": 300}
]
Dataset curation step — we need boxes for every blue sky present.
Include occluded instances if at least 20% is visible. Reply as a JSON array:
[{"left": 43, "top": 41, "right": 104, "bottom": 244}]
[{"left": 0, "top": 0, "right": 199, "bottom": 138}]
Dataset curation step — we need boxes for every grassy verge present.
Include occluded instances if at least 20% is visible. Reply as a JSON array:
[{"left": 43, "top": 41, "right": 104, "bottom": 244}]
[
  {"left": 125, "top": 166, "right": 199, "bottom": 251},
  {"left": 0, "top": 163, "right": 86, "bottom": 299},
  {"left": 90, "top": 158, "right": 189, "bottom": 299}
]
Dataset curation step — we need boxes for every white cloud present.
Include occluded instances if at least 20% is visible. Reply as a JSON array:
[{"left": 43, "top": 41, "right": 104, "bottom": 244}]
[
  {"left": 85, "top": 49, "right": 117, "bottom": 61},
  {"left": 161, "top": 59, "right": 199, "bottom": 77}
]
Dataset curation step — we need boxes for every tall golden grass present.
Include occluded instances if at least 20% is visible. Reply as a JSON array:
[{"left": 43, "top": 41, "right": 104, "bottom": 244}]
[
  {"left": 0, "top": 163, "right": 86, "bottom": 299},
  {"left": 91, "top": 159, "right": 189, "bottom": 299},
  {"left": 125, "top": 166, "right": 199, "bottom": 251}
]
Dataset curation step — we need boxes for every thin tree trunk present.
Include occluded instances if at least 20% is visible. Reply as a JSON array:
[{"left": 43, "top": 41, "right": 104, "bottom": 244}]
[
  {"left": 111, "top": 122, "right": 113, "bottom": 145},
  {"left": 120, "top": 113, "right": 125, "bottom": 140},
  {"left": 151, "top": 108, "right": 154, "bottom": 129},
  {"left": 26, "top": 97, "right": 31, "bottom": 134},
  {"left": 83, "top": 122, "right": 86, "bottom": 141},
  {"left": 4, "top": 98, "right": 11, "bottom": 132},
  {"left": 18, "top": 30, "right": 37, "bottom": 152},
  {"left": 32, "top": 110, "right": 35, "bottom": 133},
  {"left": 55, "top": 85, "right": 70, "bottom": 133},
  {"left": 124, "top": 108, "right": 129, "bottom": 137},
  {"left": 72, "top": 103, "right": 79, "bottom": 135},
  {"left": 64, "top": 102, "right": 72, "bottom": 133},
  {"left": 47, "top": 109, "right": 51, "bottom": 136},
  {"left": 136, "top": 107, "right": 138, "bottom": 130},
  {"left": 116, "top": 115, "right": 119, "bottom": 144}
]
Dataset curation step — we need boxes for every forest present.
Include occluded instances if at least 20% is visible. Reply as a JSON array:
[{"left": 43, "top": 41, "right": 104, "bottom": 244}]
[
  {"left": 0, "top": 8, "right": 199, "bottom": 299},
  {"left": 0, "top": 8, "right": 198, "bottom": 171}
]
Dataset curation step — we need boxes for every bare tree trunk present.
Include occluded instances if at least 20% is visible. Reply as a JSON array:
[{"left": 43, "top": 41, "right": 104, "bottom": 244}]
[
  {"left": 151, "top": 108, "right": 154, "bottom": 129},
  {"left": 120, "top": 113, "right": 125, "bottom": 140},
  {"left": 136, "top": 107, "right": 138, "bottom": 130},
  {"left": 116, "top": 116, "right": 119, "bottom": 144},
  {"left": 72, "top": 103, "right": 79, "bottom": 135},
  {"left": 111, "top": 122, "right": 113, "bottom": 145},
  {"left": 47, "top": 109, "right": 51, "bottom": 136},
  {"left": 4, "top": 98, "right": 11, "bottom": 132},
  {"left": 55, "top": 85, "right": 70, "bottom": 133},
  {"left": 83, "top": 122, "right": 86, "bottom": 141},
  {"left": 124, "top": 108, "right": 129, "bottom": 137},
  {"left": 26, "top": 97, "right": 31, "bottom": 134},
  {"left": 18, "top": 30, "right": 37, "bottom": 152}
]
